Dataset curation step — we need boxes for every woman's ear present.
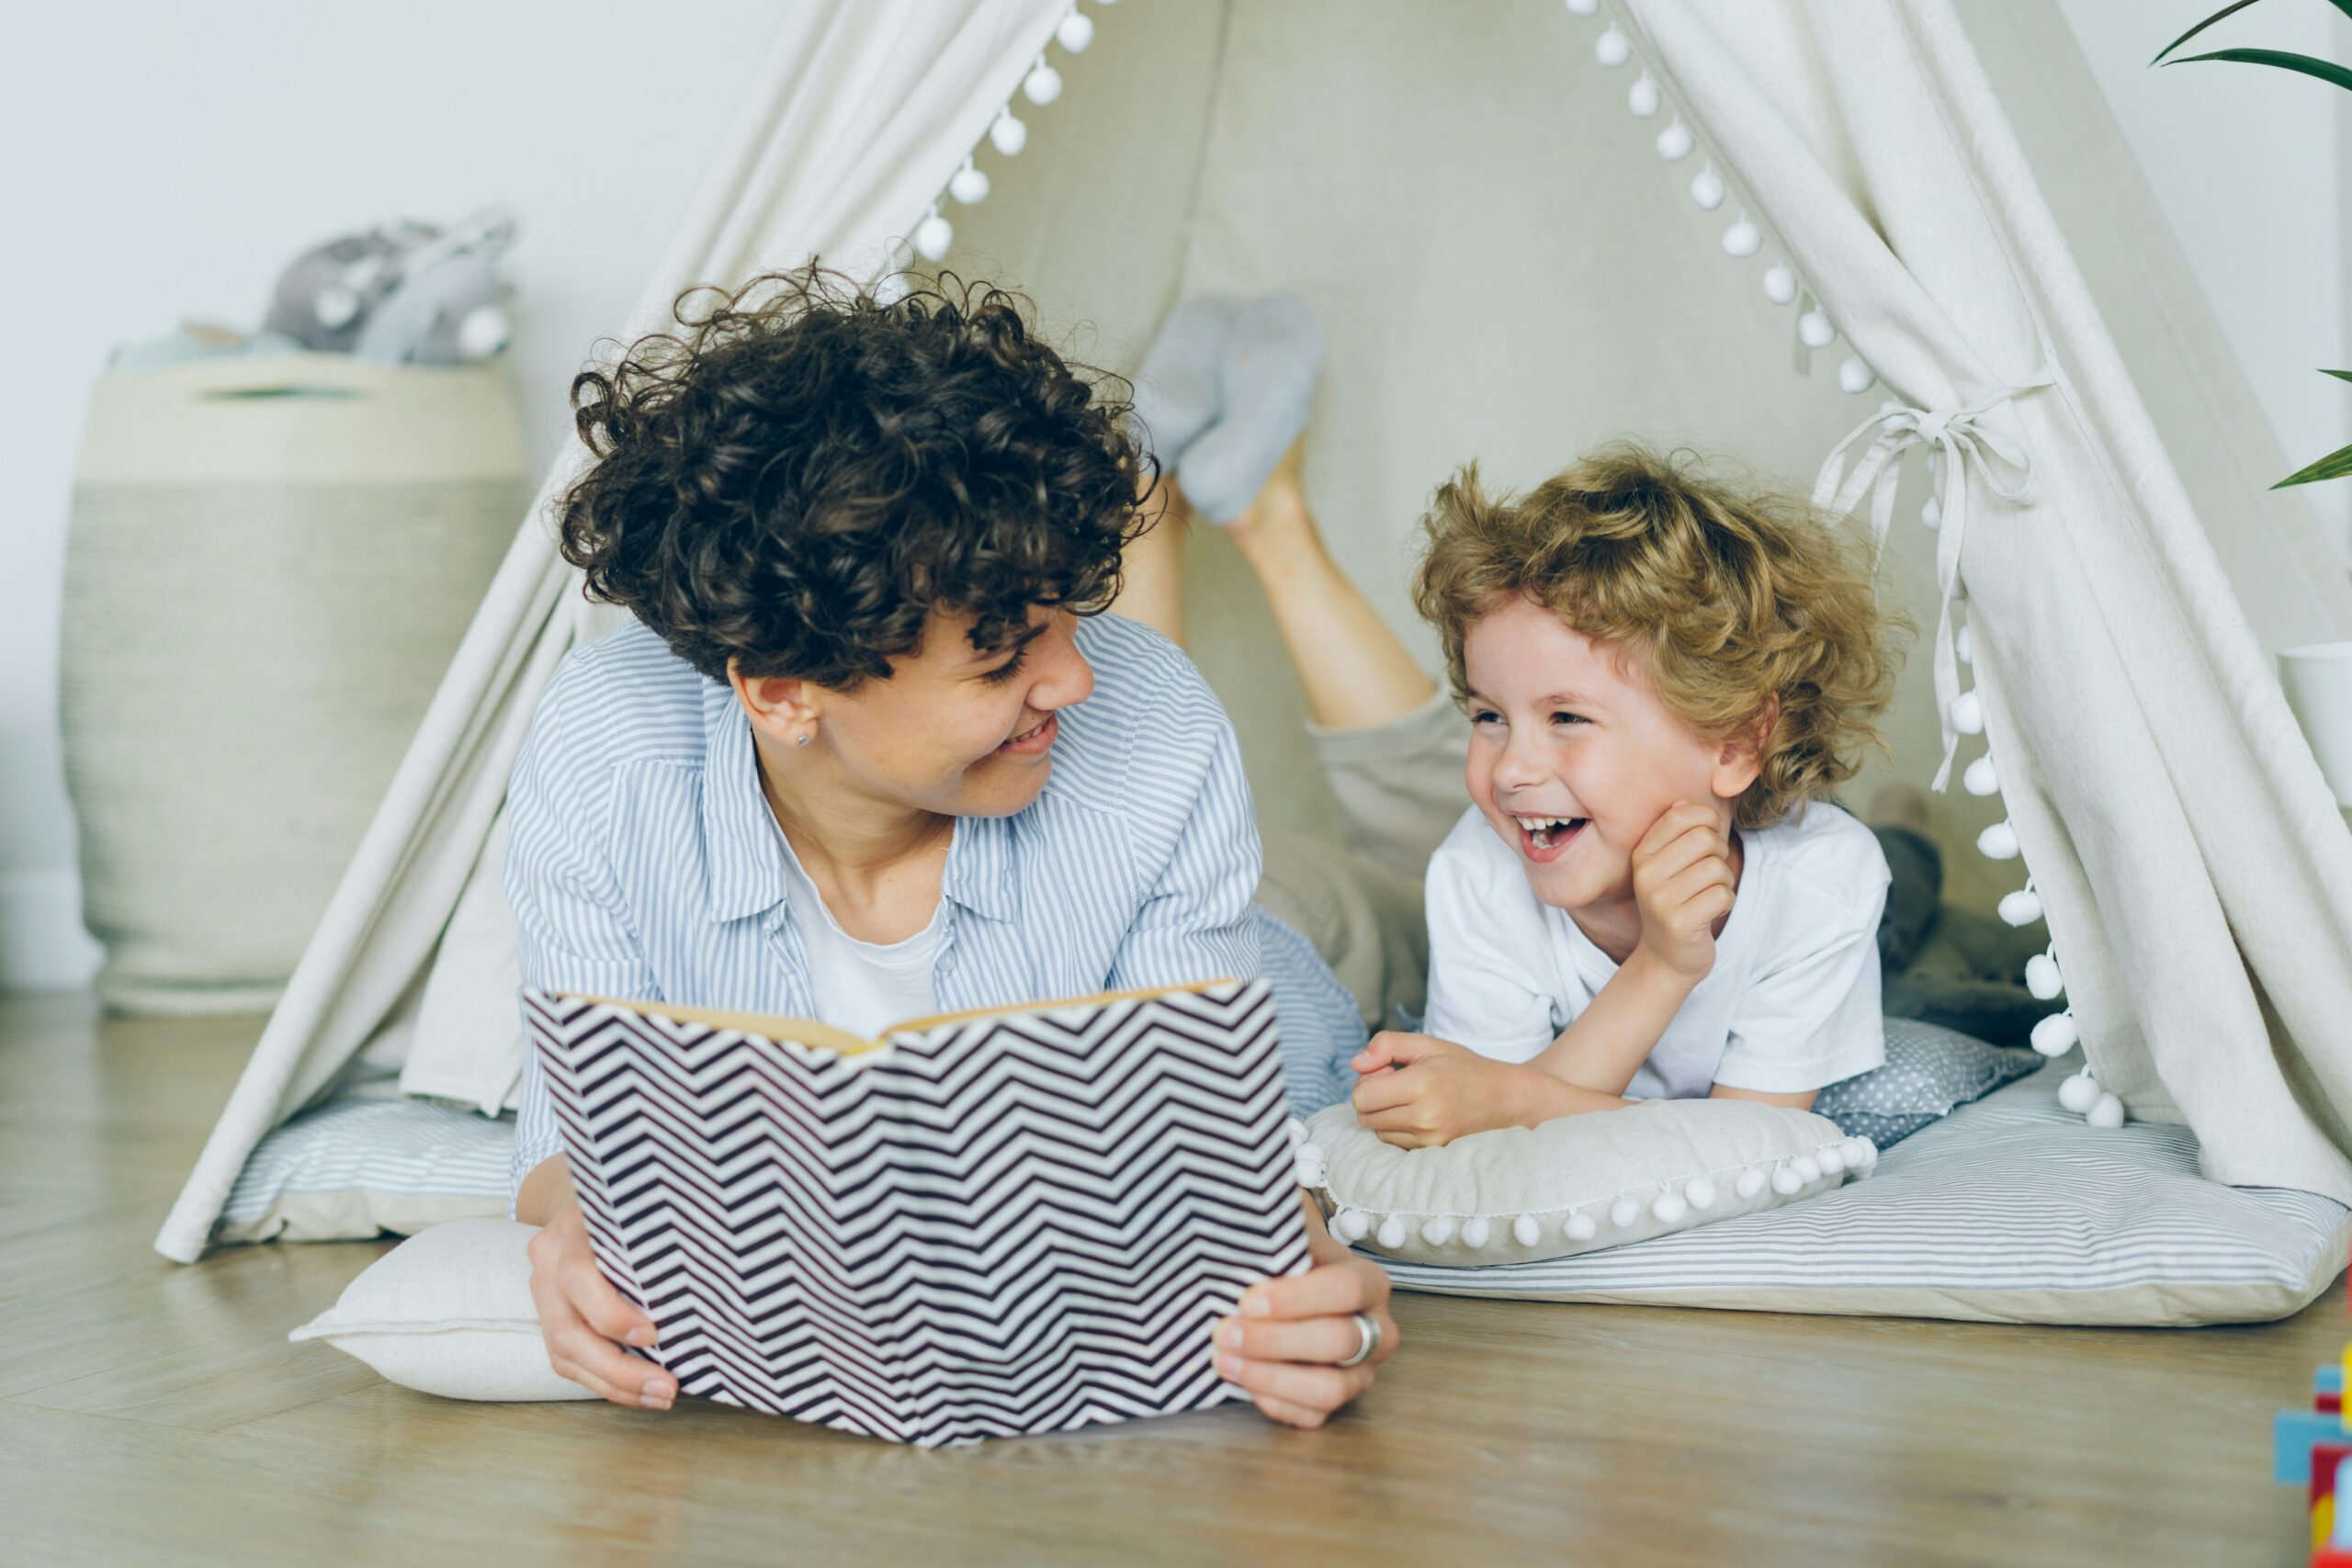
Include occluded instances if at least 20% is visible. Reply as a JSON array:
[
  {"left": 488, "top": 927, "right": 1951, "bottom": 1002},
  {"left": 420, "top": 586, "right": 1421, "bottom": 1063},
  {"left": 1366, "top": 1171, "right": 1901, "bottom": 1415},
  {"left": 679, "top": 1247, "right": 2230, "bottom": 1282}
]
[
  {"left": 729, "top": 656, "right": 821, "bottom": 742},
  {"left": 1712, "top": 692, "right": 1779, "bottom": 801}
]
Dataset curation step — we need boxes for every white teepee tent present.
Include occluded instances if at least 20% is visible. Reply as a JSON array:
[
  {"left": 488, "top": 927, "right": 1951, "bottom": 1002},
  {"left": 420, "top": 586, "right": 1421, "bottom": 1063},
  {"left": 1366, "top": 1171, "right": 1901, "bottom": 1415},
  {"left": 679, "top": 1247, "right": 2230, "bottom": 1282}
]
[{"left": 156, "top": 0, "right": 2352, "bottom": 1264}]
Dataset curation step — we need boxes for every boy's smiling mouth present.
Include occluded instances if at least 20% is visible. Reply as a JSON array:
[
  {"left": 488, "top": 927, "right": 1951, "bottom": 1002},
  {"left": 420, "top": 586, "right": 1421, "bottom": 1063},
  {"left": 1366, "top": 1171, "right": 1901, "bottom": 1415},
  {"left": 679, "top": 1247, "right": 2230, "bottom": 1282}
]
[{"left": 1510, "top": 813, "right": 1588, "bottom": 863}]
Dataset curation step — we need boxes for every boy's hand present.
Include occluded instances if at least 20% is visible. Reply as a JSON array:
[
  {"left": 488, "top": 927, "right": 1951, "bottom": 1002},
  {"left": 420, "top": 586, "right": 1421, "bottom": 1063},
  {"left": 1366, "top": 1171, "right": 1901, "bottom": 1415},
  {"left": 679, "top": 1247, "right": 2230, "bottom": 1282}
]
[
  {"left": 1629, "top": 800, "right": 1736, "bottom": 984},
  {"left": 1348, "top": 1032, "right": 1558, "bottom": 1148}
]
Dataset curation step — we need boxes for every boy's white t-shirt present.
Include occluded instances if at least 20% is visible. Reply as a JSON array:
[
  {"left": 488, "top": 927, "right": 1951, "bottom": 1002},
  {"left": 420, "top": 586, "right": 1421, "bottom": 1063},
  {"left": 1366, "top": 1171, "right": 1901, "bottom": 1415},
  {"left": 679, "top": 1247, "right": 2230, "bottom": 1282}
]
[
  {"left": 776, "top": 840, "right": 942, "bottom": 1040},
  {"left": 1419, "top": 801, "right": 1891, "bottom": 1099}
]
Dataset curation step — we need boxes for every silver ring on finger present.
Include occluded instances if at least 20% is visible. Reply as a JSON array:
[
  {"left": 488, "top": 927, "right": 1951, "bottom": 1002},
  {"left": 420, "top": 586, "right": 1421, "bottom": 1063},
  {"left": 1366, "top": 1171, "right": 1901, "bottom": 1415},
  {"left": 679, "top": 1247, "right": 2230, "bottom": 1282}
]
[{"left": 1336, "top": 1310, "right": 1381, "bottom": 1369}]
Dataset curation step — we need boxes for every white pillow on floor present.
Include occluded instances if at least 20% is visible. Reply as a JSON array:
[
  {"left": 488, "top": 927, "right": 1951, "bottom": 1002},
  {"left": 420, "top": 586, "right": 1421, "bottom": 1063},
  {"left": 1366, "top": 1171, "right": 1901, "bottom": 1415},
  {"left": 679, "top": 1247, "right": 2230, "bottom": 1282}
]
[
  {"left": 288, "top": 1217, "right": 594, "bottom": 1402},
  {"left": 1299, "top": 1096, "right": 1873, "bottom": 1265}
]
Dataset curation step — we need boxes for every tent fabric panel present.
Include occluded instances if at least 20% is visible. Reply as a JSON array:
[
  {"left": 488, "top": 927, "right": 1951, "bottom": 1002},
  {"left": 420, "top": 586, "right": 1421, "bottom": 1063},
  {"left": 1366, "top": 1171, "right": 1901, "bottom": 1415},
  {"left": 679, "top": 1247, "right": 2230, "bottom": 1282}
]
[
  {"left": 1638, "top": 0, "right": 2352, "bottom": 1201},
  {"left": 154, "top": 0, "right": 1069, "bottom": 1263},
  {"left": 1918, "top": 1, "right": 2352, "bottom": 1178},
  {"left": 1950, "top": 0, "right": 2352, "bottom": 649}
]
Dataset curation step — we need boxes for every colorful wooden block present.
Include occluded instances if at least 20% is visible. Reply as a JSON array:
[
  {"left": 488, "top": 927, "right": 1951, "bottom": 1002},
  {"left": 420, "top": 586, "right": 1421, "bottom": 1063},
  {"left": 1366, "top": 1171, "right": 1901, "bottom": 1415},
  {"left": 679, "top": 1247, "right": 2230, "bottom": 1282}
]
[
  {"left": 2314, "top": 1445, "right": 2352, "bottom": 1510},
  {"left": 2321, "top": 1365, "right": 2346, "bottom": 1395},
  {"left": 2335, "top": 1456, "right": 2352, "bottom": 1551},
  {"left": 2281, "top": 1411, "right": 2352, "bottom": 1483}
]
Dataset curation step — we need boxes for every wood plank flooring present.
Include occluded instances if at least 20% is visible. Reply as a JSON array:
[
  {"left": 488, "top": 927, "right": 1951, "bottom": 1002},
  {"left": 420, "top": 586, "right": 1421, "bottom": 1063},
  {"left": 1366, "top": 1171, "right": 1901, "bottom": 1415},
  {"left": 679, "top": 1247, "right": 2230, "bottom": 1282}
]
[{"left": 1, "top": 988, "right": 2336, "bottom": 1567}]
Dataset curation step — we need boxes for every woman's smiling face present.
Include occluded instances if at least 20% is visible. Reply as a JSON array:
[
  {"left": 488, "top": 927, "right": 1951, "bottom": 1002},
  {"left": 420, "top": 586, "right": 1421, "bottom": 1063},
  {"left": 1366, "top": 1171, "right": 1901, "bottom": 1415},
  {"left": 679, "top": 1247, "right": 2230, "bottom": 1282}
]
[
  {"left": 741, "top": 604, "right": 1097, "bottom": 821},
  {"left": 1461, "top": 594, "right": 1752, "bottom": 913}
]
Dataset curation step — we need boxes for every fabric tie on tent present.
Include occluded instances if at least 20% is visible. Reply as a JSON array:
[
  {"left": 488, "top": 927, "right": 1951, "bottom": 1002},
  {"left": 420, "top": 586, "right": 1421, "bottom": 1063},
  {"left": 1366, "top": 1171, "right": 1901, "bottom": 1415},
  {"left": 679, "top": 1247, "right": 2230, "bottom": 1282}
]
[{"left": 1813, "top": 368, "right": 2054, "bottom": 788}]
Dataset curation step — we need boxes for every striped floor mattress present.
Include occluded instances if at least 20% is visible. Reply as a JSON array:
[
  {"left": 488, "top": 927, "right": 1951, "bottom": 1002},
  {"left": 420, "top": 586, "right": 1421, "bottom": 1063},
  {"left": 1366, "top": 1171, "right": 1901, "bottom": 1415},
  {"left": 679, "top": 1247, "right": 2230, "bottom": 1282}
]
[{"left": 221, "top": 1061, "right": 2345, "bottom": 1326}]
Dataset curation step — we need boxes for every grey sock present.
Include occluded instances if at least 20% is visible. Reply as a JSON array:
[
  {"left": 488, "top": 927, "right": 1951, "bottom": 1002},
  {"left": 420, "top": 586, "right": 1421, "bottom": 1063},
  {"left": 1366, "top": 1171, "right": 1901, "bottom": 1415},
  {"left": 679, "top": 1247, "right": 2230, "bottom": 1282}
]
[
  {"left": 1126, "top": 294, "right": 1244, "bottom": 469},
  {"left": 1178, "top": 294, "right": 1325, "bottom": 524}
]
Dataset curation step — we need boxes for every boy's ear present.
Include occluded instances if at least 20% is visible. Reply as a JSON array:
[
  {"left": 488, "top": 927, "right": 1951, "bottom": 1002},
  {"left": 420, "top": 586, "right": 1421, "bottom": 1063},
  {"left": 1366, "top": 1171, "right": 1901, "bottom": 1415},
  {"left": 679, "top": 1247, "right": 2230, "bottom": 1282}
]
[
  {"left": 1712, "top": 693, "right": 1780, "bottom": 801},
  {"left": 729, "top": 656, "right": 821, "bottom": 739}
]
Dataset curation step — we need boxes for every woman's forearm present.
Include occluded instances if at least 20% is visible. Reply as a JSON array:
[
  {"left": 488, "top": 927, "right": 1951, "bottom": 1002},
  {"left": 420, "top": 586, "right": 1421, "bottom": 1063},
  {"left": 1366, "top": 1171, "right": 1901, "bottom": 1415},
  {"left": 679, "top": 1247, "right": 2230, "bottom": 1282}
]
[
  {"left": 1528, "top": 951, "right": 1695, "bottom": 1097},
  {"left": 515, "top": 1152, "right": 575, "bottom": 1227}
]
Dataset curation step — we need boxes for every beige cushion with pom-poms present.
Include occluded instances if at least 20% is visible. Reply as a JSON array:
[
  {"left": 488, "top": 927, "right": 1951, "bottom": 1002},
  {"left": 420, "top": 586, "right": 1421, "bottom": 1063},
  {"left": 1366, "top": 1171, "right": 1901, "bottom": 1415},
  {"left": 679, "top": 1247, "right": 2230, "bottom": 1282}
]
[
  {"left": 288, "top": 1218, "right": 595, "bottom": 1402},
  {"left": 1297, "top": 1097, "right": 1872, "bottom": 1266}
]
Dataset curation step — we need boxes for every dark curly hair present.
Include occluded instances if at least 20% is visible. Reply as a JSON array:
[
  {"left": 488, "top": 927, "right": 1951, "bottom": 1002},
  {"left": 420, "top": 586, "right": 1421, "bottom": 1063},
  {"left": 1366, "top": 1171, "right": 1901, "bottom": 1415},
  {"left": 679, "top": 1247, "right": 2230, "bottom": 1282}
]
[{"left": 557, "top": 266, "right": 1149, "bottom": 687}]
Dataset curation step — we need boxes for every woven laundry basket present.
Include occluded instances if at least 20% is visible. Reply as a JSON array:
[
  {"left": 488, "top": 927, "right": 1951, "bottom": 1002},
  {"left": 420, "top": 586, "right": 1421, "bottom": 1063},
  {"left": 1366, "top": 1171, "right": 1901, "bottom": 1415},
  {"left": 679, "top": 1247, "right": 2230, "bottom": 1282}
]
[{"left": 61, "top": 353, "right": 527, "bottom": 1015}]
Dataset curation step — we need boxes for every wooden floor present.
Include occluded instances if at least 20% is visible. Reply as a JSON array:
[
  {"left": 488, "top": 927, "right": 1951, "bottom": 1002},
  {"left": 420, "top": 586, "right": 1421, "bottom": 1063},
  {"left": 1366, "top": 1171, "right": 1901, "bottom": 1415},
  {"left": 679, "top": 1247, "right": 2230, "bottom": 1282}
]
[{"left": 0, "top": 989, "right": 2335, "bottom": 1568}]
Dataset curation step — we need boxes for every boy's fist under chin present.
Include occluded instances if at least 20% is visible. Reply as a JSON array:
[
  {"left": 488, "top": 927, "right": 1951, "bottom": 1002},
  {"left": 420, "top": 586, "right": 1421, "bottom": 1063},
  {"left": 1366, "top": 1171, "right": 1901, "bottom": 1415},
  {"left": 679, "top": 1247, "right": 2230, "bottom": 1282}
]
[{"left": 1628, "top": 799, "right": 1738, "bottom": 984}]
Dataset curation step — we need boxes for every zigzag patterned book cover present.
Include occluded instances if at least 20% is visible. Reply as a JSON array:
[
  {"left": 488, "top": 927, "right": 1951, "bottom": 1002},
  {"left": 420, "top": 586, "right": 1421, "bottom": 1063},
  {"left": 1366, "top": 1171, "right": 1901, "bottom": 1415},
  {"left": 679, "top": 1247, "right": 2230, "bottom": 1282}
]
[{"left": 523, "top": 976, "right": 1308, "bottom": 1448}]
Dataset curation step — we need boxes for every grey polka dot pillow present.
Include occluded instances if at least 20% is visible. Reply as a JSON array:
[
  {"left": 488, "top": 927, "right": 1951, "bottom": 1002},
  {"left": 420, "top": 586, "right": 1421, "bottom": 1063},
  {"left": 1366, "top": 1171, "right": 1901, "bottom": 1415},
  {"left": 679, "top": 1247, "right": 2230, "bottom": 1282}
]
[{"left": 1813, "top": 1018, "right": 2041, "bottom": 1148}]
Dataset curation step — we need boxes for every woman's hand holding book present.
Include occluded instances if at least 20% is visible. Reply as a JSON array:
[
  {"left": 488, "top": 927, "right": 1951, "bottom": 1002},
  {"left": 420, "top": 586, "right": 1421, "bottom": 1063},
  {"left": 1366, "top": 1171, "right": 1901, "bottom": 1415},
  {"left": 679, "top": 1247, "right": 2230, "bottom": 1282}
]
[
  {"left": 524, "top": 1187, "right": 677, "bottom": 1412},
  {"left": 1210, "top": 1200, "right": 1400, "bottom": 1428}
]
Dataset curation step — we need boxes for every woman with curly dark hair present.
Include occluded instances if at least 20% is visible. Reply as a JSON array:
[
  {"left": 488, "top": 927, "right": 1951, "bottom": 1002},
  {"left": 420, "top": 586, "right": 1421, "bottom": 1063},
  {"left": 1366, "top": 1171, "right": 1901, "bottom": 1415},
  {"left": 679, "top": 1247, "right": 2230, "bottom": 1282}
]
[{"left": 504, "top": 268, "right": 1395, "bottom": 1430}]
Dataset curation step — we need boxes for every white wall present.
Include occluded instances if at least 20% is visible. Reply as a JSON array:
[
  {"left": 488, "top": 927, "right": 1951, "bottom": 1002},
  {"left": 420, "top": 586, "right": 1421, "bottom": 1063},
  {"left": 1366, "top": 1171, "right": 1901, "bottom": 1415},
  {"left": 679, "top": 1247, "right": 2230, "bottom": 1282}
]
[
  {"left": 5, "top": 0, "right": 2350, "bottom": 989},
  {"left": 2056, "top": 0, "right": 2352, "bottom": 557},
  {"left": 0, "top": 0, "right": 780, "bottom": 988}
]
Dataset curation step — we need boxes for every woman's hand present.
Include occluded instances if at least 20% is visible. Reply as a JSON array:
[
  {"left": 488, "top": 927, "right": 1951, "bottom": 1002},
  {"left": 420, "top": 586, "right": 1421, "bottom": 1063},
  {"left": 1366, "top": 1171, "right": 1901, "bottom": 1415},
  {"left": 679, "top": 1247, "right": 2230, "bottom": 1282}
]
[
  {"left": 525, "top": 1198, "right": 676, "bottom": 1410},
  {"left": 1629, "top": 800, "right": 1737, "bottom": 983},
  {"left": 1349, "top": 1031, "right": 1568, "bottom": 1148},
  {"left": 1214, "top": 1204, "right": 1399, "bottom": 1428}
]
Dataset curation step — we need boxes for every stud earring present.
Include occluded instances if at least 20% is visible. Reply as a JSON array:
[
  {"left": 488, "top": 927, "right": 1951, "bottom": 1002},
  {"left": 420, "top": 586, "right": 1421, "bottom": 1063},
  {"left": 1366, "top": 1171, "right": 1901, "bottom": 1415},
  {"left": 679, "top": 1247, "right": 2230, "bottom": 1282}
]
[{"left": 796, "top": 733, "right": 811, "bottom": 748}]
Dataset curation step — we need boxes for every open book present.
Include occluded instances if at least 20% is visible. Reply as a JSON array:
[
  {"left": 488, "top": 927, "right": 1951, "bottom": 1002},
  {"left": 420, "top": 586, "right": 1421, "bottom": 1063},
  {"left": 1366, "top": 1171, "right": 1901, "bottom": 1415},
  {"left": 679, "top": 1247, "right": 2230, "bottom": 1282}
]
[{"left": 523, "top": 976, "right": 1307, "bottom": 1448}]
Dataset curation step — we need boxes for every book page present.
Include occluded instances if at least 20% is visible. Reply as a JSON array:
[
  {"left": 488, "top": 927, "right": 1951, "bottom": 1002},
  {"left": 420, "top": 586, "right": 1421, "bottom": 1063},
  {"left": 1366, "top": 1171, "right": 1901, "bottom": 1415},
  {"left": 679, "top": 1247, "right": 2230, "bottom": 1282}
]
[
  {"left": 881, "top": 977, "right": 1233, "bottom": 1038},
  {"left": 561, "top": 976, "right": 1237, "bottom": 1056}
]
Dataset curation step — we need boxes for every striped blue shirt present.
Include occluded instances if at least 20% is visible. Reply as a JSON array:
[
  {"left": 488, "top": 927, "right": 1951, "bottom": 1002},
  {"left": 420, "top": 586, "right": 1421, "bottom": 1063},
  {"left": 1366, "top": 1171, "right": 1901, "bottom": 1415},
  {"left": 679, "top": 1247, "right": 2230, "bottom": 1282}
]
[{"left": 505, "top": 612, "right": 1363, "bottom": 1201}]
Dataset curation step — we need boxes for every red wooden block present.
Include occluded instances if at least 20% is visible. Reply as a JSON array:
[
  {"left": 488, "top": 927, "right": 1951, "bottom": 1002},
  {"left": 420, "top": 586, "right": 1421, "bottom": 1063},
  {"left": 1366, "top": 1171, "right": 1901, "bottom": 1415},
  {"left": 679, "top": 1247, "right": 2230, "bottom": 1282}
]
[
  {"left": 2316, "top": 1444, "right": 2352, "bottom": 1509},
  {"left": 2318, "top": 1448, "right": 2352, "bottom": 1564},
  {"left": 2325, "top": 1392, "right": 2345, "bottom": 1416}
]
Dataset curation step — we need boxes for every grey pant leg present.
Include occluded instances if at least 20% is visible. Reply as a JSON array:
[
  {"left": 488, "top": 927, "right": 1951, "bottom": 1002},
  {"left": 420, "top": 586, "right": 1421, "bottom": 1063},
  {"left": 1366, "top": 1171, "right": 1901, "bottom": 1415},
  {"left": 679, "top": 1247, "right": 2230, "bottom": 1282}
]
[
  {"left": 1255, "top": 692, "right": 1466, "bottom": 1032},
  {"left": 1258, "top": 829, "right": 1429, "bottom": 1032},
  {"left": 1306, "top": 689, "right": 1470, "bottom": 884}
]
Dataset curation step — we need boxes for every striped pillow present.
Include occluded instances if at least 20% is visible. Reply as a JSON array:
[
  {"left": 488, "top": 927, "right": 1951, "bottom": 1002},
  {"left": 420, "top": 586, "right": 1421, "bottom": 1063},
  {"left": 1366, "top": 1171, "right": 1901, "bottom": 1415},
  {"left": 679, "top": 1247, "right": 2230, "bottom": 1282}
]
[
  {"left": 1371, "top": 1062, "right": 2348, "bottom": 1325},
  {"left": 232, "top": 1059, "right": 2346, "bottom": 1328},
  {"left": 219, "top": 1092, "right": 509, "bottom": 1245}
]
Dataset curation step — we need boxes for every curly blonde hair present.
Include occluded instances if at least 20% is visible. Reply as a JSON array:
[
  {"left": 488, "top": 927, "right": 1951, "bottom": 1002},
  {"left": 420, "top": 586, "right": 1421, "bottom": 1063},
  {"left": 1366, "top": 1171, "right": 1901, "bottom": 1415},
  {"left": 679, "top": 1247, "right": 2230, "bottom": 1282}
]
[{"left": 1411, "top": 443, "right": 1905, "bottom": 830}]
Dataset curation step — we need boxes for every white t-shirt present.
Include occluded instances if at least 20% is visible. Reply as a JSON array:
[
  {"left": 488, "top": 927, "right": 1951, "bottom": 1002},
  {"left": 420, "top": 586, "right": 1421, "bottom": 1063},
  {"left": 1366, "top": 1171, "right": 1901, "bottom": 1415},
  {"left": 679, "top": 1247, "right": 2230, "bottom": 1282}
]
[
  {"left": 776, "top": 841, "right": 942, "bottom": 1040},
  {"left": 1419, "top": 800, "right": 1890, "bottom": 1099}
]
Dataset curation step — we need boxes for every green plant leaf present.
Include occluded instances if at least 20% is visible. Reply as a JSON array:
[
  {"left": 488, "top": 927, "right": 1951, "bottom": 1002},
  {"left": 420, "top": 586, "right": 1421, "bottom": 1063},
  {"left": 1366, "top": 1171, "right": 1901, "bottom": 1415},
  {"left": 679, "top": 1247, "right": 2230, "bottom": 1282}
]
[
  {"left": 2274, "top": 439, "right": 2352, "bottom": 488},
  {"left": 2323, "top": 368, "right": 2352, "bottom": 383},
  {"left": 2152, "top": 0, "right": 2268, "bottom": 65},
  {"left": 2163, "top": 46, "right": 2352, "bottom": 94}
]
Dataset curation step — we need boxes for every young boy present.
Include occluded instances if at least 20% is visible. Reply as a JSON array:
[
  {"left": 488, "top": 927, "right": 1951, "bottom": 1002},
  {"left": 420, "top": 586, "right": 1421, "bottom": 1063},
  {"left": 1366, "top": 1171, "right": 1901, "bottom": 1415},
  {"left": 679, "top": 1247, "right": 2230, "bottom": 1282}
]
[
  {"left": 1348, "top": 445, "right": 1903, "bottom": 1148},
  {"left": 1112, "top": 295, "right": 1906, "bottom": 1148}
]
